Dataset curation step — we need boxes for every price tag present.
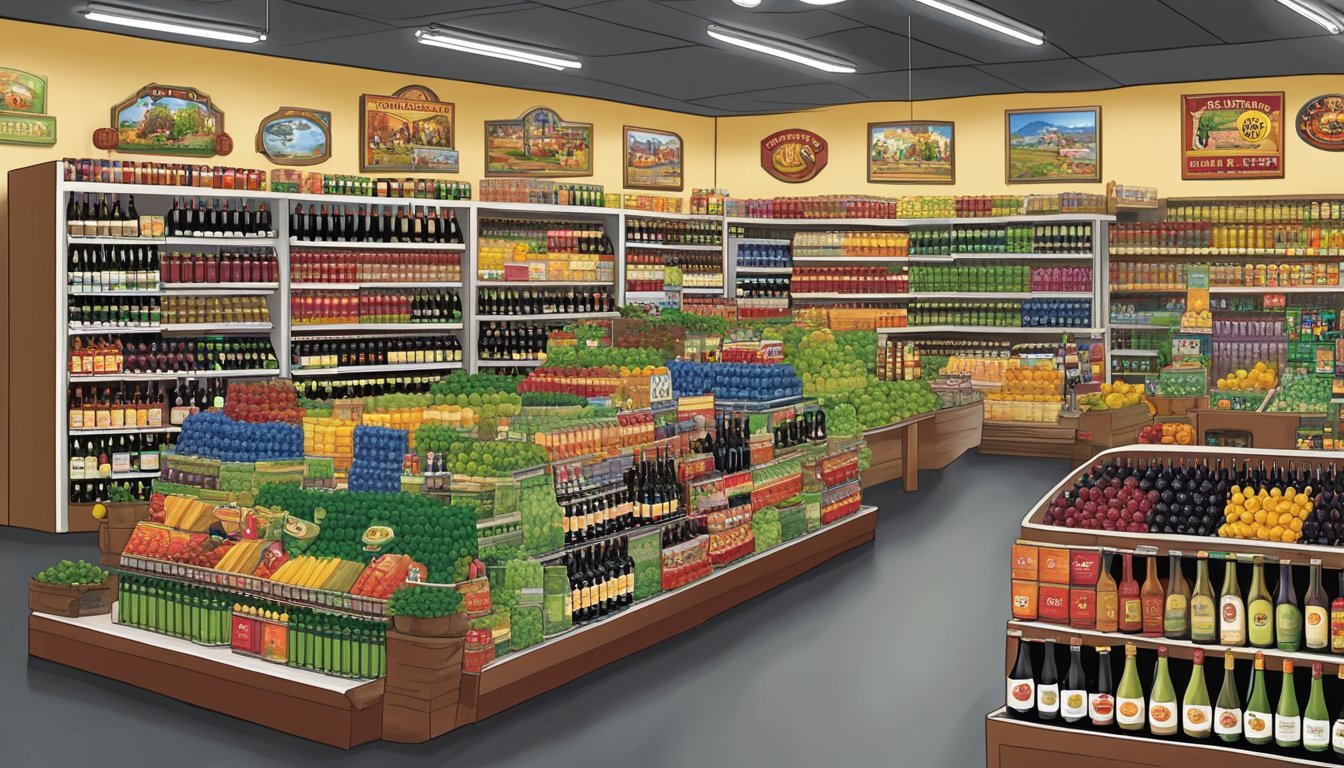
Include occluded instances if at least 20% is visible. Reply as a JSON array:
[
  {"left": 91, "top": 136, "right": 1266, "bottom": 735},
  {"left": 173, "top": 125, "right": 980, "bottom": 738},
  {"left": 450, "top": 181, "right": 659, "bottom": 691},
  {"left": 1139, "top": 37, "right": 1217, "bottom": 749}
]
[{"left": 649, "top": 373, "right": 673, "bottom": 403}]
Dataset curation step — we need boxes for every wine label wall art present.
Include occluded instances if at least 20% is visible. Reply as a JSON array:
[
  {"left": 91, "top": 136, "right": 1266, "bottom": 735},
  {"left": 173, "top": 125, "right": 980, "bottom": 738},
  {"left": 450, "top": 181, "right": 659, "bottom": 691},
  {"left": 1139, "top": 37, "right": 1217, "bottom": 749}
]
[
  {"left": 100, "top": 84, "right": 228, "bottom": 157},
  {"left": 0, "top": 67, "right": 55, "bottom": 146},
  {"left": 760, "top": 128, "right": 828, "bottom": 183}
]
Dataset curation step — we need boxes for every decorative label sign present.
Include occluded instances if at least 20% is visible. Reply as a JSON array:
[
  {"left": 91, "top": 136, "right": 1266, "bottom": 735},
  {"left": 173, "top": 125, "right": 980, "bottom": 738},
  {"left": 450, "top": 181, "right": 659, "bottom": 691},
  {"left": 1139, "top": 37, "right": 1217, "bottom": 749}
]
[
  {"left": 760, "top": 128, "right": 828, "bottom": 183},
  {"left": 106, "top": 84, "right": 226, "bottom": 157},
  {"left": 1296, "top": 94, "right": 1344, "bottom": 151},
  {"left": 360, "top": 85, "right": 456, "bottom": 173},
  {"left": 486, "top": 107, "right": 592, "bottom": 178},
  {"left": 0, "top": 67, "right": 46, "bottom": 113},
  {"left": 256, "top": 107, "right": 330, "bottom": 166},
  {"left": 1181, "top": 92, "right": 1284, "bottom": 179}
]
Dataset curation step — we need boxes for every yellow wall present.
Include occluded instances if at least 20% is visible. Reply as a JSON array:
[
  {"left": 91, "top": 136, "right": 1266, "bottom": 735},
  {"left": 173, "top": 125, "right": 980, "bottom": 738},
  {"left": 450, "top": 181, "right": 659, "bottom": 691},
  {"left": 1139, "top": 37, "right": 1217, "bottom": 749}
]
[{"left": 716, "top": 76, "right": 1344, "bottom": 199}]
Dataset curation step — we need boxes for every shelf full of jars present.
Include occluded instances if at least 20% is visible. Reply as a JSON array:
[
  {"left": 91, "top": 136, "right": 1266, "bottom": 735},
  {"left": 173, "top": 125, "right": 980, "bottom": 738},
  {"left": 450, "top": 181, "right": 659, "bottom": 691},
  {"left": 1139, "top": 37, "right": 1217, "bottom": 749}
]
[
  {"left": 991, "top": 443, "right": 1344, "bottom": 767},
  {"left": 1105, "top": 197, "right": 1344, "bottom": 436}
]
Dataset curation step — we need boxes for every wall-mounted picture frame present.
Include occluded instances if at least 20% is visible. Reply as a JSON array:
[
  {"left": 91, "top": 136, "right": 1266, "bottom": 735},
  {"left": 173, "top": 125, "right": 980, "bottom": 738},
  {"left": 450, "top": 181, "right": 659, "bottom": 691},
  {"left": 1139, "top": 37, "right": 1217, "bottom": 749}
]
[
  {"left": 868, "top": 121, "right": 954, "bottom": 184},
  {"left": 760, "top": 128, "right": 828, "bottom": 183},
  {"left": 624, "top": 126, "right": 683, "bottom": 191},
  {"left": 256, "top": 107, "right": 331, "bottom": 166},
  {"left": 0, "top": 67, "right": 54, "bottom": 146},
  {"left": 109, "top": 84, "right": 224, "bottom": 157},
  {"left": 1181, "top": 92, "right": 1284, "bottom": 179},
  {"left": 486, "top": 107, "right": 593, "bottom": 178},
  {"left": 360, "top": 84, "right": 456, "bottom": 173},
  {"left": 1005, "top": 107, "right": 1100, "bottom": 184},
  {"left": 1296, "top": 94, "right": 1344, "bottom": 151}
]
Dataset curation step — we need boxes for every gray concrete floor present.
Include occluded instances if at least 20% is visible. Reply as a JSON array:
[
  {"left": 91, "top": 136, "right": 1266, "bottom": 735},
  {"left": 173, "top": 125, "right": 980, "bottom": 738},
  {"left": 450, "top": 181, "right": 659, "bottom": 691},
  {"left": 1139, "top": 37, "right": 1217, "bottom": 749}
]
[{"left": 2, "top": 452, "right": 1067, "bottom": 767}]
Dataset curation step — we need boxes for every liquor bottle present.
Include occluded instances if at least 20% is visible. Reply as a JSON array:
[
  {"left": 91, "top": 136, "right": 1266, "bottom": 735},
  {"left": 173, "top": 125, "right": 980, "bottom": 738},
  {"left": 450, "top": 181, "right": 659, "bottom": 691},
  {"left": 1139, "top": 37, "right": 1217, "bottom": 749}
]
[
  {"left": 1115, "top": 643, "right": 1145, "bottom": 732},
  {"left": 1276, "top": 560, "right": 1302, "bottom": 651},
  {"left": 1164, "top": 551, "right": 1190, "bottom": 639},
  {"left": 1183, "top": 648, "right": 1212, "bottom": 739},
  {"left": 1220, "top": 557, "right": 1246, "bottom": 646},
  {"left": 1332, "top": 571, "right": 1344, "bottom": 654},
  {"left": 1148, "top": 645, "right": 1178, "bottom": 736},
  {"left": 1089, "top": 646, "right": 1114, "bottom": 728},
  {"left": 1119, "top": 554, "right": 1141, "bottom": 634},
  {"left": 1006, "top": 633, "right": 1035, "bottom": 719},
  {"left": 1276, "top": 658, "right": 1302, "bottom": 748},
  {"left": 1190, "top": 552, "right": 1217, "bottom": 643},
  {"left": 1095, "top": 553, "right": 1119, "bottom": 633},
  {"left": 1248, "top": 555, "right": 1274, "bottom": 648},
  {"left": 1305, "top": 559, "right": 1330, "bottom": 651},
  {"left": 1209, "top": 652, "right": 1244, "bottom": 745},
  {"left": 1305, "top": 662, "right": 1330, "bottom": 753},
  {"left": 1060, "top": 637, "right": 1087, "bottom": 724},
  {"left": 1245, "top": 651, "right": 1273, "bottom": 745},
  {"left": 1141, "top": 555, "right": 1165, "bottom": 637},
  {"left": 1332, "top": 667, "right": 1344, "bottom": 756}
]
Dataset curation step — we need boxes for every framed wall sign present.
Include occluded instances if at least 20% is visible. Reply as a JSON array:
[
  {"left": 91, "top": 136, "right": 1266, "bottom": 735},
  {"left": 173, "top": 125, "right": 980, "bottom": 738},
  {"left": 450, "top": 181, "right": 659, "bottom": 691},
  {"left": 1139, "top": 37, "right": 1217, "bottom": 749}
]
[
  {"left": 1005, "top": 107, "right": 1100, "bottom": 184},
  {"left": 624, "top": 126, "right": 683, "bottom": 191},
  {"left": 256, "top": 107, "right": 331, "bottom": 166},
  {"left": 868, "top": 121, "right": 954, "bottom": 184},
  {"left": 360, "top": 84, "right": 456, "bottom": 173},
  {"left": 0, "top": 67, "right": 54, "bottom": 146},
  {"left": 109, "top": 84, "right": 224, "bottom": 157},
  {"left": 760, "top": 128, "right": 828, "bottom": 183},
  {"left": 1181, "top": 92, "right": 1284, "bottom": 179},
  {"left": 1296, "top": 94, "right": 1344, "bottom": 151},
  {"left": 485, "top": 107, "right": 593, "bottom": 178}
]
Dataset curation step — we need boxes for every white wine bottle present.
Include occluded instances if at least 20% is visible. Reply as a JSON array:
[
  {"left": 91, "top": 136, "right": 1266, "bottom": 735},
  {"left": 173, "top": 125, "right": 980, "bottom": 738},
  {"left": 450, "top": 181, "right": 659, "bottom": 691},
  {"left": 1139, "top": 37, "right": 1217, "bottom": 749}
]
[
  {"left": 1182, "top": 648, "right": 1212, "bottom": 739},
  {"left": 1116, "top": 642, "right": 1145, "bottom": 732},
  {"left": 1148, "top": 645, "right": 1178, "bottom": 736},
  {"left": 1244, "top": 651, "right": 1273, "bottom": 745},
  {"left": 1304, "top": 662, "right": 1329, "bottom": 753},
  {"left": 1214, "top": 650, "right": 1242, "bottom": 743},
  {"left": 1275, "top": 658, "right": 1301, "bottom": 749}
]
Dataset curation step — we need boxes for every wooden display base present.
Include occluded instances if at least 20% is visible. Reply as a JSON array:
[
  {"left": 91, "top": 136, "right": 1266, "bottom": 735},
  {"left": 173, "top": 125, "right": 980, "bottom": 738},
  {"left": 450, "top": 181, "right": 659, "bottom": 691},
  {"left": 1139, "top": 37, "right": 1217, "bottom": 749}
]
[
  {"left": 986, "top": 708, "right": 1325, "bottom": 767},
  {"left": 979, "top": 419, "right": 1079, "bottom": 460},
  {"left": 29, "top": 508, "right": 878, "bottom": 747},
  {"left": 28, "top": 612, "right": 384, "bottom": 748},
  {"left": 860, "top": 412, "right": 935, "bottom": 491},
  {"left": 1190, "top": 409, "right": 1301, "bottom": 449},
  {"left": 916, "top": 401, "right": 984, "bottom": 471}
]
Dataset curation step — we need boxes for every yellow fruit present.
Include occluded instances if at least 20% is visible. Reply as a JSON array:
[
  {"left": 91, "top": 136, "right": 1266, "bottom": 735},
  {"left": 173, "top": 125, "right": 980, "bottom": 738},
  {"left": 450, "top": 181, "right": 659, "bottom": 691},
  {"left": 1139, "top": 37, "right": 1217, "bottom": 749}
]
[
  {"left": 1257, "top": 528, "right": 1271, "bottom": 541},
  {"left": 1255, "top": 362, "right": 1268, "bottom": 373},
  {"left": 1240, "top": 511, "right": 1254, "bottom": 525},
  {"left": 1290, "top": 518, "right": 1303, "bottom": 532},
  {"left": 1265, "top": 512, "right": 1280, "bottom": 527},
  {"left": 1245, "top": 496, "right": 1261, "bottom": 511},
  {"left": 1283, "top": 529, "right": 1298, "bottom": 542},
  {"left": 1254, "top": 510, "right": 1267, "bottom": 524}
]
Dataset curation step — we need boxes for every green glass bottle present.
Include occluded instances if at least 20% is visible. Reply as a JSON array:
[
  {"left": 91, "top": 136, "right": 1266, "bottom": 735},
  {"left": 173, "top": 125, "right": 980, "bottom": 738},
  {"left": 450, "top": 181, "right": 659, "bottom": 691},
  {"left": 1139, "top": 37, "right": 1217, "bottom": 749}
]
[
  {"left": 1244, "top": 651, "right": 1273, "bottom": 745},
  {"left": 1115, "top": 642, "right": 1145, "bottom": 732},
  {"left": 1276, "top": 560, "right": 1301, "bottom": 652},
  {"left": 1214, "top": 650, "right": 1242, "bottom": 742},
  {"left": 1182, "top": 648, "right": 1211, "bottom": 739},
  {"left": 1305, "top": 662, "right": 1330, "bottom": 752},
  {"left": 1149, "top": 646, "right": 1178, "bottom": 736},
  {"left": 1247, "top": 555, "right": 1274, "bottom": 649},
  {"left": 1276, "top": 658, "right": 1301, "bottom": 748}
]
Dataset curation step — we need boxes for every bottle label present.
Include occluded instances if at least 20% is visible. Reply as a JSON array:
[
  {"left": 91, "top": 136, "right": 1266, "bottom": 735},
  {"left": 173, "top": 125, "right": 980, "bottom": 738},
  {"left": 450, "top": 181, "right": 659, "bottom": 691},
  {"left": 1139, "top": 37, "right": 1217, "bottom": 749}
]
[
  {"left": 1036, "top": 683, "right": 1059, "bottom": 715},
  {"left": 1305, "top": 717, "right": 1330, "bottom": 749},
  {"left": 1095, "top": 590, "right": 1118, "bottom": 632},
  {"left": 1164, "top": 594, "right": 1188, "bottom": 634},
  {"left": 1276, "top": 714, "right": 1301, "bottom": 743},
  {"left": 1332, "top": 719, "right": 1344, "bottom": 751},
  {"left": 1149, "top": 701, "right": 1177, "bottom": 732},
  {"left": 1060, "top": 689, "right": 1087, "bottom": 721},
  {"left": 1183, "top": 704, "right": 1212, "bottom": 734},
  {"left": 1215, "top": 706, "right": 1242, "bottom": 736},
  {"left": 1142, "top": 596, "right": 1165, "bottom": 634},
  {"left": 1220, "top": 596, "right": 1245, "bottom": 644},
  {"left": 1116, "top": 696, "right": 1145, "bottom": 727},
  {"left": 1277, "top": 605, "right": 1301, "bottom": 645},
  {"left": 1306, "top": 606, "right": 1329, "bottom": 649},
  {"left": 1006, "top": 677, "right": 1034, "bottom": 711},
  {"left": 1190, "top": 595, "right": 1216, "bottom": 639},
  {"left": 1248, "top": 598, "right": 1273, "bottom": 645},
  {"left": 1122, "top": 598, "right": 1141, "bottom": 627},
  {"left": 1088, "top": 693, "right": 1114, "bottom": 724},
  {"left": 1245, "top": 709, "right": 1272, "bottom": 740}
]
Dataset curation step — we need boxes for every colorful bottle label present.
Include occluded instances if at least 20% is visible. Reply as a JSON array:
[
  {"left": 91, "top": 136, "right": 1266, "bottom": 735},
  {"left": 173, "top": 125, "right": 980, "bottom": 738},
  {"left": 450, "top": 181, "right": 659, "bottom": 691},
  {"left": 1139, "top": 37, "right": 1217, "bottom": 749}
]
[
  {"left": 1307, "top": 606, "right": 1329, "bottom": 649},
  {"left": 1142, "top": 596, "right": 1164, "bottom": 635},
  {"left": 1164, "top": 594, "right": 1188, "bottom": 635},
  {"left": 1245, "top": 709, "right": 1272, "bottom": 741},
  {"left": 1248, "top": 598, "right": 1274, "bottom": 645},
  {"left": 1060, "top": 689, "right": 1087, "bottom": 721},
  {"left": 1305, "top": 718, "right": 1330, "bottom": 749},
  {"left": 1096, "top": 590, "right": 1118, "bottom": 632},
  {"left": 1037, "top": 683, "right": 1059, "bottom": 716},
  {"left": 1220, "top": 596, "right": 1245, "bottom": 644},
  {"left": 1183, "top": 704, "right": 1212, "bottom": 734},
  {"left": 1276, "top": 714, "right": 1302, "bottom": 744},
  {"left": 1331, "top": 718, "right": 1344, "bottom": 752},
  {"left": 1116, "top": 696, "right": 1145, "bottom": 728},
  {"left": 1088, "top": 693, "right": 1114, "bottom": 725},
  {"left": 1190, "top": 595, "right": 1216, "bottom": 640},
  {"left": 1122, "top": 597, "right": 1141, "bottom": 628},
  {"left": 1215, "top": 706, "right": 1243, "bottom": 737},
  {"left": 1149, "top": 700, "right": 1178, "bottom": 733},
  {"left": 1277, "top": 604, "right": 1302, "bottom": 646},
  {"left": 1006, "top": 677, "right": 1034, "bottom": 712}
]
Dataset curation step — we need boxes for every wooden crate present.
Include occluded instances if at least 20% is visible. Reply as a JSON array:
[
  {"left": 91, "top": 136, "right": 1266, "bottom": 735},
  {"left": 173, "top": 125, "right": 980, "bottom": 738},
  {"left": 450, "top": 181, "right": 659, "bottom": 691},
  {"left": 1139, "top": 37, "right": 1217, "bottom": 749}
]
[{"left": 1189, "top": 409, "right": 1300, "bottom": 450}]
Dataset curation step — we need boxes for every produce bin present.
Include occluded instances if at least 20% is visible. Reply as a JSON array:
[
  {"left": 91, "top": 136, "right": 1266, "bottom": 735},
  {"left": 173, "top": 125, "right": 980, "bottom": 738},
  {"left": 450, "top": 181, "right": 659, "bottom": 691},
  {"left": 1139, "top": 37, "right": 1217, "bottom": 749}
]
[{"left": 28, "top": 578, "right": 112, "bottom": 618}]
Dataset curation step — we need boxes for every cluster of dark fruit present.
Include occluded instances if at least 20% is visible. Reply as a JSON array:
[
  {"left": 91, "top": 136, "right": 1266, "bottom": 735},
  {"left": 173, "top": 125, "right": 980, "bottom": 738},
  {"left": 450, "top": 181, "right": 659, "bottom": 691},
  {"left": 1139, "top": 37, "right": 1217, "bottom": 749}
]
[
  {"left": 1043, "top": 462, "right": 1229, "bottom": 536},
  {"left": 1306, "top": 486, "right": 1344, "bottom": 545}
]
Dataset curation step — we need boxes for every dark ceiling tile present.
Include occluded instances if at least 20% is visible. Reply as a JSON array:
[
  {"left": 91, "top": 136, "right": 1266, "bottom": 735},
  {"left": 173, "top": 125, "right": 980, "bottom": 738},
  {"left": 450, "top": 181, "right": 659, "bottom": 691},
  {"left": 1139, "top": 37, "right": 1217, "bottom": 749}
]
[
  {"left": 807, "top": 25, "right": 977, "bottom": 70},
  {"left": 1084, "top": 35, "right": 1344, "bottom": 84},
  {"left": 833, "top": 0, "right": 1071, "bottom": 63},
  {"left": 1160, "top": 0, "right": 1339, "bottom": 43},
  {"left": 689, "top": 82, "right": 873, "bottom": 113},
  {"left": 661, "top": 0, "right": 874, "bottom": 38},
  {"left": 581, "top": 46, "right": 830, "bottom": 101},
  {"left": 426, "top": 5, "right": 689, "bottom": 56},
  {"left": 973, "top": 0, "right": 1222, "bottom": 56},
  {"left": 977, "top": 58, "right": 1120, "bottom": 91},
  {"left": 572, "top": 0, "right": 725, "bottom": 44},
  {"left": 293, "top": 0, "right": 540, "bottom": 24},
  {"left": 851, "top": 65, "right": 1025, "bottom": 101}
]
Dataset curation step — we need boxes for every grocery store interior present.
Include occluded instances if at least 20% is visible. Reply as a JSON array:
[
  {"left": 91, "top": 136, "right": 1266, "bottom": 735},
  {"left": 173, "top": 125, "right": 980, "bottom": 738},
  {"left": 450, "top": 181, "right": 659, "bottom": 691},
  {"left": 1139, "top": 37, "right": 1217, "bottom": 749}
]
[{"left": 6, "top": 2, "right": 1344, "bottom": 767}]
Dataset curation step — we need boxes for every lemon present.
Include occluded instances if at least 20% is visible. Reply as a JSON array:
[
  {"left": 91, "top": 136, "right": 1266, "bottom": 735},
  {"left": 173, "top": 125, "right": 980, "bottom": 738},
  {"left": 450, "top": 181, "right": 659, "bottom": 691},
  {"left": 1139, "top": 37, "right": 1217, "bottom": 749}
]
[{"left": 91, "top": 502, "right": 108, "bottom": 520}]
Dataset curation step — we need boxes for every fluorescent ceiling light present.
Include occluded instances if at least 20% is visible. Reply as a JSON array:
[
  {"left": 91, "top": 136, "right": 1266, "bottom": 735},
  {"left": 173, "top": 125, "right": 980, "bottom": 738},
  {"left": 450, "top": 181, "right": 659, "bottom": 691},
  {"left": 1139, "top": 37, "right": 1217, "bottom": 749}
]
[
  {"left": 415, "top": 26, "right": 581, "bottom": 71},
  {"left": 732, "top": 0, "right": 763, "bottom": 7},
  {"left": 81, "top": 2, "right": 267, "bottom": 43},
  {"left": 800, "top": 0, "right": 849, "bottom": 5},
  {"left": 1275, "top": 0, "right": 1343, "bottom": 34},
  {"left": 912, "top": 0, "right": 1044, "bottom": 45},
  {"left": 707, "top": 24, "right": 857, "bottom": 73}
]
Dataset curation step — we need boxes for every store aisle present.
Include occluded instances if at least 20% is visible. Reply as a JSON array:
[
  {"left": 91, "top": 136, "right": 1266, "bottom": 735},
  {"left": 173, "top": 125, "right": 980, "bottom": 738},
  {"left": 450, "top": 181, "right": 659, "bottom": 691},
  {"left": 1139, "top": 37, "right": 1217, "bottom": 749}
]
[{"left": 2, "top": 453, "right": 1067, "bottom": 768}]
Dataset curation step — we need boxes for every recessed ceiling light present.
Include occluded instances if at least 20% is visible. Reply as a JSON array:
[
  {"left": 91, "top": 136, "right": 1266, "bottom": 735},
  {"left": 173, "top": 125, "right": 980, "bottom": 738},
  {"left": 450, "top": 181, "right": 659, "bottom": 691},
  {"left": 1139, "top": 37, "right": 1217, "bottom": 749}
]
[
  {"left": 81, "top": 1, "right": 267, "bottom": 43},
  {"left": 415, "top": 26, "right": 582, "bottom": 71},
  {"left": 1275, "top": 0, "right": 1343, "bottom": 34},
  {"left": 707, "top": 24, "right": 857, "bottom": 73},
  {"left": 912, "top": 0, "right": 1044, "bottom": 45}
]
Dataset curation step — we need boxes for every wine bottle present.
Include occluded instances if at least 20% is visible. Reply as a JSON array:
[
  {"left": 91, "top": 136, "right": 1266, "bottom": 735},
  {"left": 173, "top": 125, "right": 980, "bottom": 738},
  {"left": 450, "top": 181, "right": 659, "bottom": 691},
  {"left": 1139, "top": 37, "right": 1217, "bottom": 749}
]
[
  {"left": 1305, "top": 559, "right": 1329, "bottom": 651},
  {"left": 1089, "top": 646, "right": 1114, "bottom": 727},
  {"left": 1332, "top": 667, "right": 1344, "bottom": 756},
  {"left": 1276, "top": 658, "right": 1301, "bottom": 748},
  {"left": 1332, "top": 571, "right": 1344, "bottom": 653},
  {"left": 1220, "top": 557, "right": 1246, "bottom": 646},
  {"left": 1141, "top": 555, "right": 1165, "bottom": 637},
  {"left": 1276, "top": 559, "right": 1302, "bottom": 651},
  {"left": 1060, "top": 637, "right": 1087, "bottom": 724},
  {"left": 1115, "top": 642, "right": 1145, "bottom": 732},
  {"left": 1149, "top": 645, "right": 1178, "bottom": 736},
  {"left": 1214, "top": 650, "right": 1242, "bottom": 742},
  {"left": 1190, "top": 552, "right": 1217, "bottom": 643},
  {"left": 1119, "top": 553, "right": 1141, "bottom": 634},
  {"left": 1096, "top": 552, "right": 1119, "bottom": 633},
  {"left": 1164, "top": 551, "right": 1190, "bottom": 640},
  {"left": 1182, "top": 648, "right": 1212, "bottom": 739},
  {"left": 1245, "top": 651, "right": 1273, "bottom": 745},
  {"left": 1006, "top": 633, "right": 1035, "bottom": 719},
  {"left": 1248, "top": 555, "right": 1274, "bottom": 648},
  {"left": 1305, "top": 662, "right": 1330, "bottom": 752}
]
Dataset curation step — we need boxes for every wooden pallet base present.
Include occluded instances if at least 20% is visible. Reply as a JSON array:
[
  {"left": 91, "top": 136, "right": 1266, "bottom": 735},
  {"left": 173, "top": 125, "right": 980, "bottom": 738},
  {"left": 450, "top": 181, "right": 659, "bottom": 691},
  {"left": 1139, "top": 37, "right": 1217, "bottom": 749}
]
[{"left": 979, "top": 420, "right": 1080, "bottom": 459}]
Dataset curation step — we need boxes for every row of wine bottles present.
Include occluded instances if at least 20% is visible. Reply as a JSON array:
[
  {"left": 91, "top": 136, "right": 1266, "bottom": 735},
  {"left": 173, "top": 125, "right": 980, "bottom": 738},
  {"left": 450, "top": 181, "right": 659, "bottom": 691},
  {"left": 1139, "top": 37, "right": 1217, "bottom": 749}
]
[
  {"left": 1008, "top": 639, "right": 1340, "bottom": 753},
  {"left": 67, "top": 434, "right": 172, "bottom": 480},
  {"left": 67, "top": 379, "right": 225, "bottom": 430},
  {"left": 477, "top": 288, "right": 615, "bottom": 316},
  {"left": 477, "top": 324, "right": 549, "bottom": 361},
  {"left": 292, "top": 338, "right": 462, "bottom": 369},
  {"left": 289, "top": 204, "right": 463, "bottom": 244},
  {"left": 68, "top": 336, "right": 279, "bottom": 375}
]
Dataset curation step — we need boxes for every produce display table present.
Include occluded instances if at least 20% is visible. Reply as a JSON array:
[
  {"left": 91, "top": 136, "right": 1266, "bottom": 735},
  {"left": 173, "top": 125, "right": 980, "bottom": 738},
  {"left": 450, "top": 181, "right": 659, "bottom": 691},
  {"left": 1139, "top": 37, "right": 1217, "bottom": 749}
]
[
  {"left": 860, "top": 402, "right": 983, "bottom": 492},
  {"left": 979, "top": 419, "right": 1079, "bottom": 460},
  {"left": 1189, "top": 408, "right": 1301, "bottom": 449},
  {"left": 29, "top": 506, "right": 878, "bottom": 747}
]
